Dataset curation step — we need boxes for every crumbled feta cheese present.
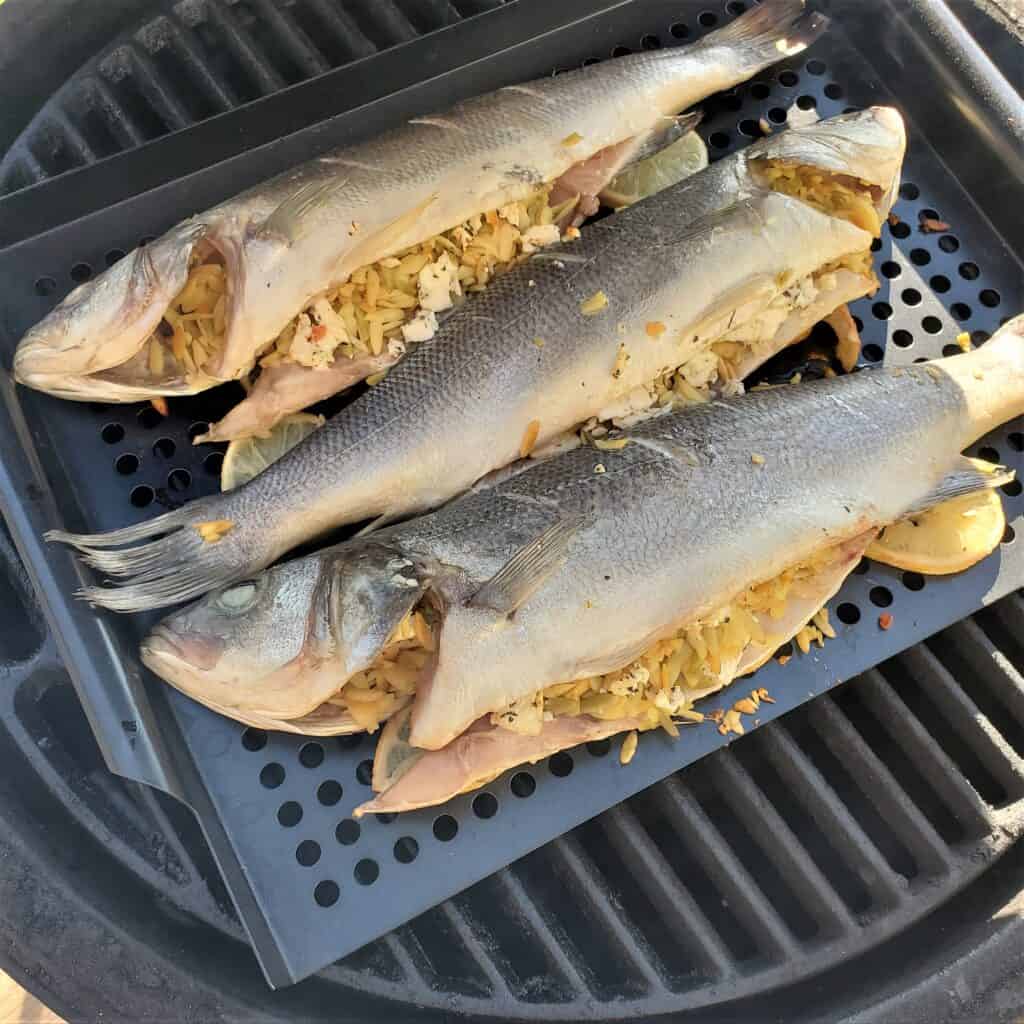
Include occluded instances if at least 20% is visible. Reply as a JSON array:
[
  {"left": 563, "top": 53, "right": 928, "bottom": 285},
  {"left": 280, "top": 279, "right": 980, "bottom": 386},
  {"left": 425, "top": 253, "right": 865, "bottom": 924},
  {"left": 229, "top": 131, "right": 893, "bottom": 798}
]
[
  {"left": 491, "top": 691, "right": 544, "bottom": 735},
  {"left": 721, "top": 273, "right": 820, "bottom": 349},
  {"left": 784, "top": 274, "right": 819, "bottom": 310},
  {"left": 521, "top": 224, "right": 561, "bottom": 254},
  {"left": 401, "top": 308, "right": 439, "bottom": 343},
  {"left": 289, "top": 296, "right": 351, "bottom": 369},
  {"left": 418, "top": 252, "right": 462, "bottom": 312}
]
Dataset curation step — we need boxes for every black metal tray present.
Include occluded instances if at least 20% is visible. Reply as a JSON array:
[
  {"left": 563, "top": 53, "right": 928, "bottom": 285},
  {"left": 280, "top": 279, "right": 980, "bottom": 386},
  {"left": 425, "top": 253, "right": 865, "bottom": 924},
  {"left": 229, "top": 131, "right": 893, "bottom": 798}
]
[{"left": 0, "top": 0, "right": 1021, "bottom": 988}]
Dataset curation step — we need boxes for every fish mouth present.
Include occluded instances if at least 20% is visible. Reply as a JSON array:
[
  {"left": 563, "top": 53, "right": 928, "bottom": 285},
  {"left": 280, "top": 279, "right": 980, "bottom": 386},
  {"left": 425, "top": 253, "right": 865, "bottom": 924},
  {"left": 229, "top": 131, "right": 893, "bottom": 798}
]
[
  {"left": 750, "top": 106, "right": 907, "bottom": 230},
  {"left": 141, "top": 622, "right": 353, "bottom": 721},
  {"left": 142, "top": 625, "right": 226, "bottom": 674},
  {"left": 13, "top": 223, "right": 231, "bottom": 403}
]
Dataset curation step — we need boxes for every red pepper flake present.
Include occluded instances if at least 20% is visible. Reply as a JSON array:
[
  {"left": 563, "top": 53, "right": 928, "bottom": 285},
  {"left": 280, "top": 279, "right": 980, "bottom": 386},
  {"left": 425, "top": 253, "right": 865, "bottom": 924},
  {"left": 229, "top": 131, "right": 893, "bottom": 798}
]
[
  {"left": 887, "top": 212, "right": 900, "bottom": 226},
  {"left": 879, "top": 612, "right": 893, "bottom": 630},
  {"left": 311, "top": 324, "right": 328, "bottom": 342},
  {"left": 150, "top": 397, "right": 169, "bottom": 417},
  {"left": 919, "top": 214, "right": 951, "bottom": 233}
]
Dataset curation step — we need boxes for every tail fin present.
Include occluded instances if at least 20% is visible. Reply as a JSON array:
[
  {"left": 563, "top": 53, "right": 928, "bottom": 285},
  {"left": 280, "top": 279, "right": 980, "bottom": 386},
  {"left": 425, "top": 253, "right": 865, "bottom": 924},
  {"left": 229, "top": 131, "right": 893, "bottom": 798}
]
[
  {"left": 701, "top": 0, "right": 829, "bottom": 67},
  {"left": 47, "top": 495, "right": 250, "bottom": 612}
]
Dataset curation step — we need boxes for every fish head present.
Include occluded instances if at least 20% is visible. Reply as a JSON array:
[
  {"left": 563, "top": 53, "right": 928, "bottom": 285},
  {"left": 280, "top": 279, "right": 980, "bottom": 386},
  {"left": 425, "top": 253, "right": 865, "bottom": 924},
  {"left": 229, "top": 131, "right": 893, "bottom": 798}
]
[
  {"left": 749, "top": 106, "right": 907, "bottom": 221},
  {"left": 140, "top": 541, "right": 429, "bottom": 719},
  {"left": 14, "top": 223, "right": 222, "bottom": 402},
  {"left": 140, "top": 556, "right": 333, "bottom": 718}
]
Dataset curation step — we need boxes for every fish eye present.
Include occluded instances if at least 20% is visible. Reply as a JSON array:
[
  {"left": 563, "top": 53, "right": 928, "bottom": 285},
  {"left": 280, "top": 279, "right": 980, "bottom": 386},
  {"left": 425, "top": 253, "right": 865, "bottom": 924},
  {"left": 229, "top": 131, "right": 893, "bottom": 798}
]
[{"left": 216, "top": 580, "right": 259, "bottom": 613}]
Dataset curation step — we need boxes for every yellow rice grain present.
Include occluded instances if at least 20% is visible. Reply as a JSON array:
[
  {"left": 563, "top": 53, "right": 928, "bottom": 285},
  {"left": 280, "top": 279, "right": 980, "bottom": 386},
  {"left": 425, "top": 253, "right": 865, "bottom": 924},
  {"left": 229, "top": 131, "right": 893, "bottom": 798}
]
[
  {"left": 619, "top": 730, "right": 639, "bottom": 765},
  {"left": 520, "top": 419, "right": 541, "bottom": 458}
]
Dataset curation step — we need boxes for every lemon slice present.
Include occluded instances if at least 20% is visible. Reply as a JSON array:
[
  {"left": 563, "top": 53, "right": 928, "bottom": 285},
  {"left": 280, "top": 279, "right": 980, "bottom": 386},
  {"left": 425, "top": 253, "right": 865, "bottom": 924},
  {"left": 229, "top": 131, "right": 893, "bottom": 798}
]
[
  {"left": 867, "top": 463, "right": 1008, "bottom": 575},
  {"left": 601, "top": 131, "right": 710, "bottom": 210},
  {"left": 220, "top": 413, "right": 324, "bottom": 492}
]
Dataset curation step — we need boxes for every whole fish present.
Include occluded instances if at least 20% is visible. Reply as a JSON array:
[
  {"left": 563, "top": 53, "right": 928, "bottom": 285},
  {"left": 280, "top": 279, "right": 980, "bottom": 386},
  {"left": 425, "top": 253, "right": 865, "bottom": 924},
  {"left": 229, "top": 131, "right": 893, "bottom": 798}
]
[
  {"left": 50, "top": 108, "right": 905, "bottom": 612},
  {"left": 140, "top": 317, "right": 1024, "bottom": 792},
  {"left": 13, "top": 0, "right": 825, "bottom": 405}
]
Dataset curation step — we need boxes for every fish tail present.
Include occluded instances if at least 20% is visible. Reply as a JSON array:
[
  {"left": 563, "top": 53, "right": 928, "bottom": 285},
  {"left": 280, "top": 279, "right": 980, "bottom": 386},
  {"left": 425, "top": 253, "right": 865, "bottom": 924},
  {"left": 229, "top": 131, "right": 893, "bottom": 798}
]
[
  {"left": 47, "top": 496, "right": 253, "bottom": 612},
  {"left": 700, "top": 0, "right": 829, "bottom": 68}
]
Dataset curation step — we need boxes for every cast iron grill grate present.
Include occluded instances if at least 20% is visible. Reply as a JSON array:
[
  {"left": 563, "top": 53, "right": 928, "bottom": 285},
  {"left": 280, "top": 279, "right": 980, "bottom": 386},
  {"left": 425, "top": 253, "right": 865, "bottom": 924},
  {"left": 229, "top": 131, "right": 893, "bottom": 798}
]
[
  {"left": 0, "top": 0, "right": 1021, "bottom": 1003},
  {"left": 0, "top": 0, "right": 511, "bottom": 196},
  {"left": 3, "top": 518, "right": 1023, "bottom": 1015}
]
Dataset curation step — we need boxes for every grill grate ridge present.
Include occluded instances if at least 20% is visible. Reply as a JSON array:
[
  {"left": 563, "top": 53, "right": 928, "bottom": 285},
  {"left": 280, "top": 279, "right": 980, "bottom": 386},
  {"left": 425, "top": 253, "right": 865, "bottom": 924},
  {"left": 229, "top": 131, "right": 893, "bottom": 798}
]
[
  {"left": 701, "top": 746, "right": 857, "bottom": 938},
  {"left": 895, "top": 646, "right": 1024, "bottom": 806},
  {"left": 805, "top": 695, "right": 953, "bottom": 878},
  {"left": 645, "top": 775, "right": 805, "bottom": 960},
  {"left": 0, "top": 0, "right": 510, "bottom": 196},
  {"left": 853, "top": 670, "right": 992, "bottom": 839},
  {"left": 598, "top": 801, "right": 736, "bottom": 980}
]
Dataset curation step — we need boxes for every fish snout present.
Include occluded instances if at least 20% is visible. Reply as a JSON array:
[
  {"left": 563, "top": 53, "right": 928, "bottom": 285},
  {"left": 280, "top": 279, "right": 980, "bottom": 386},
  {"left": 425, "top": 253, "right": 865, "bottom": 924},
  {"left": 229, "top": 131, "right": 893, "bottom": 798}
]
[{"left": 142, "top": 625, "right": 226, "bottom": 673}]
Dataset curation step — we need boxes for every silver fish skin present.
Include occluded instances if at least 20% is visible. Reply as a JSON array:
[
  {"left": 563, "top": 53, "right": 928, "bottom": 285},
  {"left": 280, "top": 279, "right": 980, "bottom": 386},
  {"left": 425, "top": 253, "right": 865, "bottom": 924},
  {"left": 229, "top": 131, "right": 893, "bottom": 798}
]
[
  {"left": 52, "top": 108, "right": 905, "bottom": 612},
  {"left": 139, "top": 315, "right": 1024, "bottom": 735},
  {"left": 14, "top": 0, "right": 826, "bottom": 401}
]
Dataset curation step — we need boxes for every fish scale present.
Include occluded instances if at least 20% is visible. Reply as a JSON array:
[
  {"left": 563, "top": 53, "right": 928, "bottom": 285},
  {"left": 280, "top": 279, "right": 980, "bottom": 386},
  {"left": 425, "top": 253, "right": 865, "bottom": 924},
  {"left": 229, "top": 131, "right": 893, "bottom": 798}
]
[
  {"left": 49, "top": 106, "right": 907, "bottom": 611},
  {"left": 396, "top": 345, "right": 1019, "bottom": 748},
  {"left": 15, "top": 0, "right": 826, "bottom": 400},
  {"left": 139, "top": 316, "right": 1024, "bottom": 753}
]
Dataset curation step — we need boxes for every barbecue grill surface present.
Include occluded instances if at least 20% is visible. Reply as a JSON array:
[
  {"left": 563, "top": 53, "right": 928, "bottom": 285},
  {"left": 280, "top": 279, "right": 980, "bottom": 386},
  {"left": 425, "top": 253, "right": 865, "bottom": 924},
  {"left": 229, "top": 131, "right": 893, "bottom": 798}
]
[{"left": 0, "top": 0, "right": 1021, "bottom": 1016}]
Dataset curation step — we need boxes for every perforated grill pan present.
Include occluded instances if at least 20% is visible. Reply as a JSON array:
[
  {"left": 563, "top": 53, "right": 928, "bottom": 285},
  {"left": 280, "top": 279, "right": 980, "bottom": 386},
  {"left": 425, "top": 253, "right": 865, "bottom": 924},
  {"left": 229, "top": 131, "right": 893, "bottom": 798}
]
[{"left": 0, "top": 0, "right": 1022, "bottom": 988}]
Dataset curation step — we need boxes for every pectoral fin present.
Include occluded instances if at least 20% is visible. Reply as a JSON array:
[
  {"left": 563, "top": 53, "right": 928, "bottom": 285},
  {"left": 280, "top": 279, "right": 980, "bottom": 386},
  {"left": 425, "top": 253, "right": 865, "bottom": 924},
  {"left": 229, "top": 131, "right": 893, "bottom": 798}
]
[
  {"left": 260, "top": 179, "right": 351, "bottom": 245},
  {"left": 905, "top": 456, "right": 1014, "bottom": 516},
  {"left": 469, "top": 515, "right": 588, "bottom": 616}
]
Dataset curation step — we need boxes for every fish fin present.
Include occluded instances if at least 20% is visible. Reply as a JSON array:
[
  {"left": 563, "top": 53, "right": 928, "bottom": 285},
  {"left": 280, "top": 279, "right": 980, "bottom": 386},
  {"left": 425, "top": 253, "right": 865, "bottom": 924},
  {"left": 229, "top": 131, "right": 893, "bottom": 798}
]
[
  {"left": 699, "top": 0, "right": 828, "bottom": 65},
  {"left": 260, "top": 178, "right": 349, "bottom": 245},
  {"left": 684, "top": 272, "right": 780, "bottom": 349},
  {"left": 342, "top": 192, "right": 440, "bottom": 272},
  {"left": 48, "top": 495, "right": 253, "bottom": 612},
  {"left": 469, "top": 515, "right": 587, "bottom": 616},
  {"left": 905, "top": 457, "right": 1015, "bottom": 517},
  {"left": 623, "top": 110, "right": 704, "bottom": 167},
  {"left": 353, "top": 512, "right": 400, "bottom": 538},
  {"left": 370, "top": 705, "right": 423, "bottom": 793}
]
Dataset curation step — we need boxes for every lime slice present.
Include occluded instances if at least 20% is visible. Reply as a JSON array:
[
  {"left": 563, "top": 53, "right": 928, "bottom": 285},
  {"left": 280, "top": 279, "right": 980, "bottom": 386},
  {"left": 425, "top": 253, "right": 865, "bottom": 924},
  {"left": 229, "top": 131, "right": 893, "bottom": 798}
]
[
  {"left": 220, "top": 413, "right": 325, "bottom": 491},
  {"left": 601, "top": 131, "right": 709, "bottom": 210}
]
